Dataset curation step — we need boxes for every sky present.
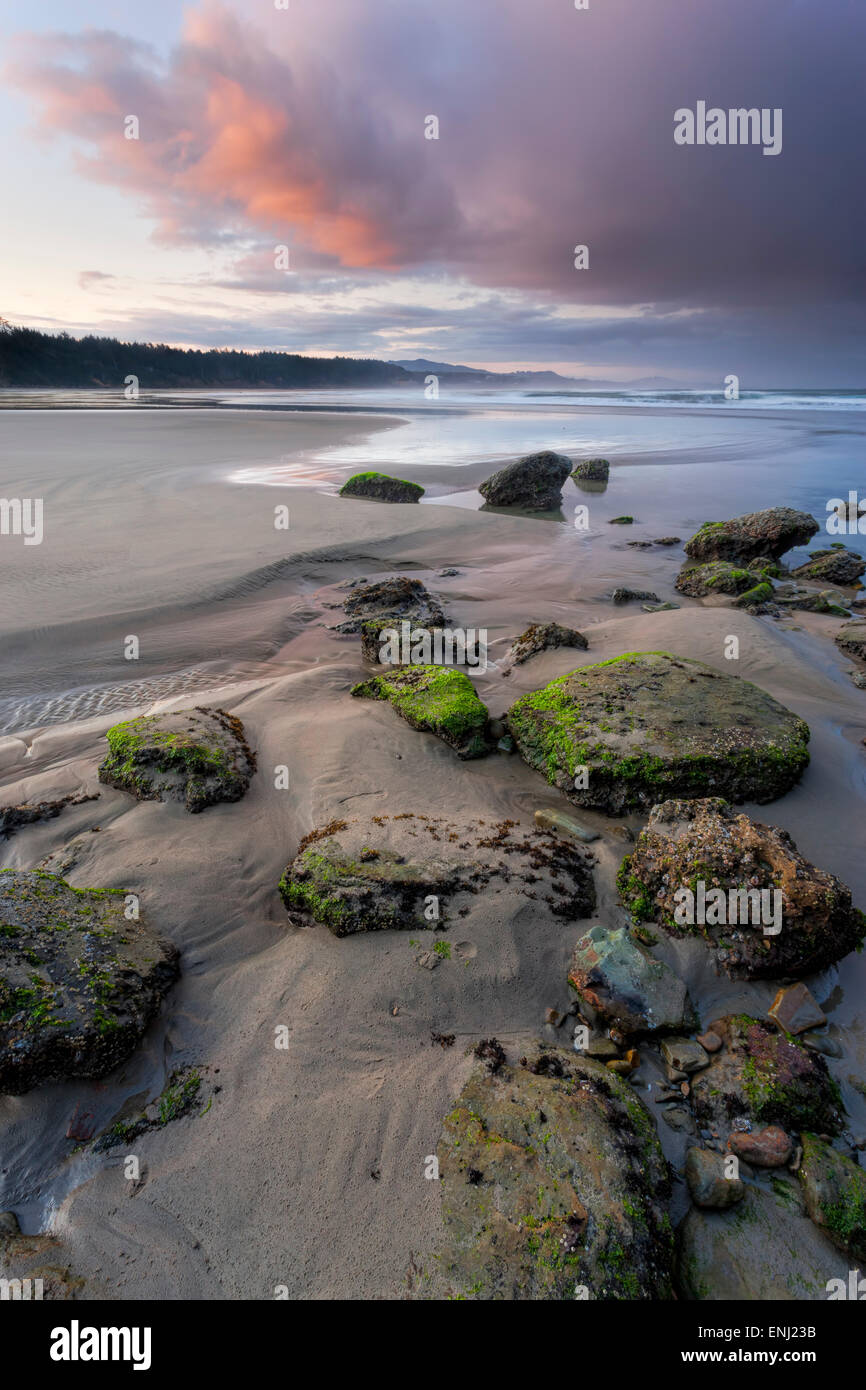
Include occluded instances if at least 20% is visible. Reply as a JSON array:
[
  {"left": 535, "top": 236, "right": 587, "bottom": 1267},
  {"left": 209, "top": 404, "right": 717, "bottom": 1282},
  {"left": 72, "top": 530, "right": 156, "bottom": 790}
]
[{"left": 0, "top": 0, "right": 863, "bottom": 385}]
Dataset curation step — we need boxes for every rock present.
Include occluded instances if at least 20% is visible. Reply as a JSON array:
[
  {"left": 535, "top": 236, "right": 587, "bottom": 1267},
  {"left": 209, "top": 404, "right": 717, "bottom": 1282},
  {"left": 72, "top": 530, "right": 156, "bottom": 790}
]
[
  {"left": 835, "top": 620, "right": 866, "bottom": 662},
  {"left": 478, "top": 451, "right": 572, "bottom": 510},
  {"left": 0, "top": 1212, "right": 20, "bottom": 1237},
  {"left": 351, "top": 665, "right": 491, "bottom": 759},
  {"left": 507, "top": 653, "right": 810, "bottom": 815},
  {"left": 685, "top": 1147, "right": 744, "bottom": 1208},
  {"left": 616, "top": 798, "right": 864, "bottom": 979},
  {"left": 661, "top": 1038, "right": 710, "bottom": 1075},
  {"left": 654, "top": 537, "right": 681, "bottom": 546},
  {"left": 792, "top": 549, "right": 866, "bottom": 586},
  {"left": 798, "top": 1133, "right": 866, "bottom": 1261},
  {"left": 359, "top": 619, "right": 448, "bottom": 666},
  {"left": 608, "top": 515, "right": 634, "bottom": 525},
  {"left": 280, "top": 812, "right": 595, "bottom": 937},
  {"left": 497, "top": 735, "right": 514, "bottom": 753},
  {"left": 662, "top": 1106, "right": 695, "bottom": 1133},
  {"left": 567, "top": 925, "right": 695, "bottom": 1037},
  {"left": 437, "top": 567, "right": 461, "bottom": 577},
  {"left": 728, "top": 1125, "right": 792, "bottom": 1168},
  {"left": 775, "top": 585, "right": 851, "bottom": 616},
  {"left": 0, "top": 793, "right": 99, "bottom": 840},
  {"left": 852, "top": 670, "right": 866, "bottom": 689},
  {"left": 801, "top": 1031, "right": 843, "bottom": 1059},
  {"left": 585, "top": 1036, "right": 621, "bottom": 1060},
  {"left": 834, "top": 499, "right": 866, "bottom": 522},
  {"left": 572, "top": 458, "right": 610, "bottom": 483},
  {"left": 676, "top": 1180, "right": 848, "bottom": 1299},
  {"left": 697, "top": 1031, "right": 723, "bottom": 1053},
  {"left": 675, "top": 561, "right": 767, "bottom": 598},
  {"left": 626, "top": 541, "right": 653, "bottom": 549},
  {"left": 732, "top": 580, "right": 775, "bottom": 609},
  {"left": 336, "top": 576, "right": 446, "bottom": 634},
  {"left": 0, "top": 1223, "right": 84, "bottom": 1300},
  {"left": 611, "top": 588, "right": 659, "bottom": 604},
  {"left": 427, "top": 1046, "right": 674, "bottom": 1299},
  {"left": 684, "top": 508, "right": 820, "bottom": 564},
  {"left": 0, "top": 869, "right": 179, "bottom": 1095},
  {"left": 98, "top": 706, "right": 255, "bottom": 813},
  {"left": 689, "top": 1016, "right": 844, "bottom": 1138},
  {"left": 508, "top": 622, "right": 588, "bottom": 666},
  {"left": 642, "top": 602, "right": 679, "bottom": 613},
  {"left": 338, "top": 471, "right": 424, "bottom": 503},
  {"left": 533, "top": 807, "right": 599, "bottom": 843},
  {"left": 769, "top": 983, "right": 827, "bottom": 1035}
]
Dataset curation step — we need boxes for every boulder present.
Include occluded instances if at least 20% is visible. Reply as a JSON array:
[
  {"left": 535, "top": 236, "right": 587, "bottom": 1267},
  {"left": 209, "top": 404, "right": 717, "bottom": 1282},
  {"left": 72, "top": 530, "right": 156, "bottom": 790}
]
[
  {"left": 359, "top": 619, "right": 453, "bottom": 666},
  {"left": 0, "top": 869, "right": 179, "bottom": 1095},
  {"left": 280, "top": 811, "right": 595, "bottom": 937},
  {"left": 507, "top": 622, "right": 588, "bottom": 666},
  {"left": 427, "top": 1046, "right": 675, "bottom": 1299},
  {"left": 685, "top": 1148, "right": 744, "bottom": 1209},
  {"left": 791, "top": 548, "right": 865, "bottom": 586},
  {"left": 571, "top": 458, "right": 610, "bottom": 483},
  {"left": 684, "top": 508, "right": 819, "bottom": 564},
  {"left": 798, "top": 1133, "right": 866, "bottom": 1262},
  {"left": 478, "top": 451, "right": 572, "bottom": 510},
  {"left": 769, "top": 982, "right": 826, "bottom": 1035},
  {"left": 351, "top": 665, "right": 490, "bottom": 758},
  {"left": 835, "top": 619, "right": 866, "bottom": 662},
  {"left": 615, "top": 798, "right": 864, "bottom": 979},
  {"left": 335, "top": 576, "right": 446, "bottom": 635},
  {"left": 567, "top": 925, "right": 695, "bottom": 1036},
  {"left": 732, "top": 580, "right": 775, "bottom": 610},
  {"left": 338, "top": 471, "right": 424, "bottom": 503},
  {"left": 675, "top": 561, "right": 767, "bottom": 598},
  {"left": 677, "top": 1180, "right": 848, "bottom": 1299},
  {"left": 98, "top": 706, "right": 255, "bottom": 813},
  {"left": 689, "top": 1016, "right": 843, "bottom": 1138},
  {"left": 611, "top": 588, "right": 659, "bottom": 604},
  {"left": 728, "top": 1125, "right": 792, "bottom": 1168},
  {"left": 506, "top": 653, "right": 810, "bottom": 815}
]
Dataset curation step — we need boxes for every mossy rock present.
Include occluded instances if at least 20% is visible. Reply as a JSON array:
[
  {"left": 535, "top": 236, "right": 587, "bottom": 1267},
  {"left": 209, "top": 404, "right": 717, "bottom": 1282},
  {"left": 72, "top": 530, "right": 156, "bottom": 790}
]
[
  {"left": 674, "top": 561, "right": 764, "bottom": 598},
  {"left": 733, "top": 580, "right": 774, "bottom": 609},
  {"left": 835, "top": 619, "right": 866, "bottom": 662},
  {"left": 279, "top": 812, "right": 595, "bottom": 936},
  {"left": 689, "top": 1015, "right": 844, "bottom": 1138},
  {"left": 98, "top": 706, "right": 255, "bottom": 813},
  {"left": 339, "top": 472, "right": 424, "bottom": 503},
  {"left": 616, "top": 798, "right": 866, "bottom": 979},
  {"left": 798, "top": 1133, "right": 866, "bottom": 1261},
  {"left": 506, "top": 652, "right": 810, "bottom": 815},
  {"left": 351, "top": 665, "right": 490, "bottom": 759},
  {"left": 684, "top": 508, "right": 819, "bottom": 564},
  {"left": 571, "top": 458, "right": 610, "bottom": 483},
  {"left": 422, "top": 1046, "right": 674, "bottom": 1300},
  {"left": 792, "top": 549, "right": 865, "bottom": 586},
  {"left": 0, "top": 869, "right": 179, "bottom": 1094},
  {"left": 478, "top": 451, "right": 572, "bottom": 510},
  {"left": 336, "top": 576, "right": 446, "bottom": 635}
]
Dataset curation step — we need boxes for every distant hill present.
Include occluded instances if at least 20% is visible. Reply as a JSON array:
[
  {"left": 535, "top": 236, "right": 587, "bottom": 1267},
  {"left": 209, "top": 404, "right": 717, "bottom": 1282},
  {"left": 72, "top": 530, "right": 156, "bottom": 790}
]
[{"left": 0, "top": 323, "right": 412, "bottom": 390}]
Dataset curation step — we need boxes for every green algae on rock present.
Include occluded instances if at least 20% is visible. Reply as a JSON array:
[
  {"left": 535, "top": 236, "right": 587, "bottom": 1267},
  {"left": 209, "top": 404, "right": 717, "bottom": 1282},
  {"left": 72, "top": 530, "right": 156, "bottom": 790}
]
[
  {"left": 98, "top": 706, "right": 255, "bottom": 813},
  {"left": 506, "top": 652, "right": 810, "bottom": 814},
  {"left": 689, "top": 1016, "right": 844, "bottom": 1139},
  {"left": 0, "top": 869, "right": 179, "bottom": 1095},
  {"left": 351, "top": 664, "right": 491, "bottom": 758},
  {"left": 338, "top": 471, "right": 424, "bottom": 503},
  {"left": 425, "top": 1046, "right": 674, "bottom": 1300},
  {"left": 675, "top": 560, "right": 770, "bottom": 598},
  {"left": 683, "top": 507, "right": 819, "bottom": 564},
  {"left": 797, "top": 1133, "right": 866, "bottom": 1262},
  {"left": 280, "top": 812, "right": 596, "bottom": 937},
  {"left": 792, "top": 548, "right": 866, "bottom": 586},
  {"left": 616, "top": 798, "right": 866, "bottom": 980}
]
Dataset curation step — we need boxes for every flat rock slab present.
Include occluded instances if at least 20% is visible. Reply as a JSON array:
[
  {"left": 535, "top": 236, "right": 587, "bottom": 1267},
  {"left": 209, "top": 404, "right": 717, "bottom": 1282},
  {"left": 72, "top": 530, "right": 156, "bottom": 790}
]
[
  {"left": 689, "top": 1015, "right": 843, "bottom": 1139},
  {"left": 0, "top": 870, "right": 179, "bottom": 1095},
  {"left": 616, "top": 798, "right": 865, "bottom": 979},
  {"left": 479, "top": 451, "right": 572, "bottom": 510},
  {"left": 506, "top": 652, "right": 810, "bottom": 815},
  {"left": 836, "top": 619, "right": 866, "bottom": 662},
  {"left": 98, "top": 706, "right": 255, "bottom": 813},
  {"left": 425, "top": 1046, "right": 674, "bottom": 1299},
  {"left": 568, "top": 925, "right": 695, "bottom": 1036},
  {"left": 280, "top": 811, "right": 596, "bottom": 936},
  {"left": 335, "top": 576, "right": 446, "bottom": 635},
  {"left": 351, "top": 664, "right": 490, "bottom": 759},
  {"left": 684, "top": 507, "right": 819, "bottom": 563},
  {"left": 338, "top": 472, "right": 423, "bottom": 502}
]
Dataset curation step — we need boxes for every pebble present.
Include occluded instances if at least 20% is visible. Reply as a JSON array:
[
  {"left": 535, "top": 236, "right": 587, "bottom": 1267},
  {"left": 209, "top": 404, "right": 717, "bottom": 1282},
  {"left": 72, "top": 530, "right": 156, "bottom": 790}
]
[{"left": 696, "top": 1030, "right": 723, "bottom": 1054}]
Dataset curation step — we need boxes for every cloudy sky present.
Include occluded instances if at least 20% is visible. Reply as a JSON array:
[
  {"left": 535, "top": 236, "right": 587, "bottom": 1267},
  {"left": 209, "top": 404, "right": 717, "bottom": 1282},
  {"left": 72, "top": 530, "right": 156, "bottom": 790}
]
[{"left": 1, "top": 0, "right": 863, "bottom": 383}]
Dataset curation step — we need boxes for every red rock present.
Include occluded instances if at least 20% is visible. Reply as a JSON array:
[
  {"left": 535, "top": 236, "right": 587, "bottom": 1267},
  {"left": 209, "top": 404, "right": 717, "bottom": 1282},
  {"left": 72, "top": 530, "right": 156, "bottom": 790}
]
[
  {"left": 728, "top": 1125, "right": 792, "bottom": 1168},
  {"left": 769, "top": 982, "right": 826, "bottom": 1035},
  {"left": 697, "top": 1031, "right": 723, "bottom": 1053}
]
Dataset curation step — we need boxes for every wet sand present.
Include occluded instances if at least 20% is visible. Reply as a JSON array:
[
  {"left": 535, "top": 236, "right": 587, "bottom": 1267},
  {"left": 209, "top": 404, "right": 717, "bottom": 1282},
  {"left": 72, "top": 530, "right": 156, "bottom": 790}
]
[{"left": 1, "top": 403, "right": 865, "bottom": 1298}]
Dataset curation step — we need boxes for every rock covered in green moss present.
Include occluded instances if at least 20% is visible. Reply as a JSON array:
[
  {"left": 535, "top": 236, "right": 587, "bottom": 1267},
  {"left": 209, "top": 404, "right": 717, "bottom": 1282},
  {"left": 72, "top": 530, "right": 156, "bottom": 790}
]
[
  {"left": 478, "top": 451, "right": 572, "bottom": 510},
  {"left": 0, "top": 869, "right": 179, "bottom": 1095},
  {"left": 351, "top": 664, "right": 490, "bottom": 758},
  {"left": 425, "top": 1045, "right": 674, "bottom": 1299},
  {"left": 616, "top": 798, "right": 865, "bottom": 979},
  {"left": 279, "top": 812, "right": 595, "bottom": 936},
  {"left": 733, "top": 580, "right": 775, "bottom": 610},
  {"left": 792, "top": 548, "right": 866, "bottom": 586},
  {"left": 675, "top": 561, "right": 766, "bottom": 598},
  {"left": 506, "top": 652, "right": 810, "bottom": 815},
  {"left": 507, "top": 621, "right": 588, "bottom": 666},
  {"left": 98, "top": 706, "right": 255, "bottom": 813},
  {"left": 684, "top": 508, "right": 819, "bottom": 564},
  {"left": 677, "top": 1179, "right": 849, "bottom": 1300},
  {"left": 797, "top": 1133, "right": 866, "bottom": 1261},
  {"left": 689, "top": 1016, "right": 843, "bottom": 1139},
  {"left": 338, "top": 471, "right": 424, "bottom": 503},
  {"left": 572, "top": 458, "right": 610, "bottom": 483},
  {"left": 567, "top": 925, "right": 695, "bottom": 1036}
]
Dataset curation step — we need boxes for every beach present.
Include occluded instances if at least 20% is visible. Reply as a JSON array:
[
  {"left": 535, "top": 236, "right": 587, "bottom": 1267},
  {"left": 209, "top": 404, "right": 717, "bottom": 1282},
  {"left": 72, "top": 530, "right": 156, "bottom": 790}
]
[{"left": 1, "top": 391, "right": 865, "bottom": 1298}]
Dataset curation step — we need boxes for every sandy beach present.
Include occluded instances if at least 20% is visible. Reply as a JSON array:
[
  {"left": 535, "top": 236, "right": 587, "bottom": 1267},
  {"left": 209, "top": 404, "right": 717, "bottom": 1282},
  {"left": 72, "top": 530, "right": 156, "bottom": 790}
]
[{"left": 1, "top": 396, "right": 865, "bottom": 1299}]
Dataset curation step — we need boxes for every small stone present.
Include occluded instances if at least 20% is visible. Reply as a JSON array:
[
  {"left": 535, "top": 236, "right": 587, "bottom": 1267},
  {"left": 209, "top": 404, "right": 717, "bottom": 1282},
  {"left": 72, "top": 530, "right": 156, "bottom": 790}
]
[
  {"left": 545, "top": 1008, "right": 560, "bottom": 1025},
  {"left": 534, "top": 807, "right": 600, "bottom": 843},
  {"left": 497, "top": 735, "right": 515, "bottom": 753},
  {"left": 0, "top": 1211, "right": 21, "bottom": 1237},
  {"left": 728, "top": 1125, "right": 793, "bottom": 1169},
  {"left": 661, "top": 1038, "right": 710, "bottom": 1074},
  {"left": 608, "top": 516, "right": 635, "bottom": 525},
  {"left": 606, "top": 1059, "right": 633, "bottom": 1075},
  {"left": 585, "top": 1037, "right": 620, "bottom": 1060},
  {"left": 661, "top": 1106, "right": 695, "bottom": 1133},
  {"left": 801, "top": 1031, "right": 843, "bottom": 1058},
  {"left": 768, "top": 982, "right": 826, "bottom": 1035},
  {"left": 696, "top": 1031, "right": 723, "bottom": 1054},
  {"left": 611, "top": 588, "right": 659, "bottom": 604},
  {"left": 685, "top": 1148, "right": 745, "bottom": 1209}
]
